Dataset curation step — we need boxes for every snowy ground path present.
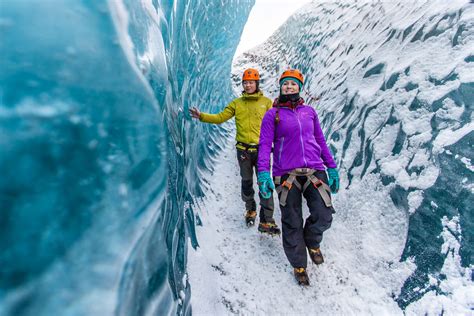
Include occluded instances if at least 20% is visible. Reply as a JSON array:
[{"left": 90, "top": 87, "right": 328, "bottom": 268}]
[{"left": 188, "top": 133, "right": 412, "bottom": 315}]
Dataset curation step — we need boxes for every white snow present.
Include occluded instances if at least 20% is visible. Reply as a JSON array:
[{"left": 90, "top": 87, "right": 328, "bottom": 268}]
[
  {"left": 188, "top": 135, "right": 473, "bottom": 314},
  {"left": 433, "top": 122, "right": 474, "bottom": 154},
  {"left": 404, "top": 216, "right": 474, "bottom": 315},
  {"left": 460, "top": 157, "right": 474, "bottom": 172},
  {"left": 188, "top": 134, "right": 416, "bottom": 315},
  {"left": 407, "top": 190, "right": 424, "bottom": 215}
]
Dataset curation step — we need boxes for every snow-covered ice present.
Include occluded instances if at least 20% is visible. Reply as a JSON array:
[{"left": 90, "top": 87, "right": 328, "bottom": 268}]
[{"left": 188, "top": 130, "right": 415, "bottom": 315}]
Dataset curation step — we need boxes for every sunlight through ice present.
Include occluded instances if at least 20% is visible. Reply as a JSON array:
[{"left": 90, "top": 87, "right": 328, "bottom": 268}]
[{"left": 235, "top": 0, "right": 312, "bottom": 56}]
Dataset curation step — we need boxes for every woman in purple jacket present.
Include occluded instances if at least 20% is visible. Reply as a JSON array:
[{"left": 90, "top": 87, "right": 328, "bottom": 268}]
[{"left": 257, "top": 69, "right": 340, "bottom": 286}]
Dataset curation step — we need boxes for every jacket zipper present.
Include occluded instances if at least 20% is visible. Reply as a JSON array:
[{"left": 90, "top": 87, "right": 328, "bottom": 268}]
[
  {"left": 247, "top": 100, "right": 251, "bottom": 143},
  {"left": 279, "top": 137, "right": 285, "bottom": 163},
  {"left": 295, "top": 108, "right": 307, "bottom": 166}
]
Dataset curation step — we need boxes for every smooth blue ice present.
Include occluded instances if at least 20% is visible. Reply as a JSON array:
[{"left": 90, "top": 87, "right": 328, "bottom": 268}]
[{"left": 0, "top": 1, "right": 253, "bottom": 315}]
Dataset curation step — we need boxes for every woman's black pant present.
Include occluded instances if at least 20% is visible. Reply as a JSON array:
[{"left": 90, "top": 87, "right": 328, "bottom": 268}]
[{"left": 277, "top": 170, "right": 334, "bottom": 268}]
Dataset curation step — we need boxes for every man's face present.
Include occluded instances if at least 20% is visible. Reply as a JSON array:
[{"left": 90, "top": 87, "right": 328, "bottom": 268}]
[{"left": 242, "top": 80, "right": 257, "bottom": 94}]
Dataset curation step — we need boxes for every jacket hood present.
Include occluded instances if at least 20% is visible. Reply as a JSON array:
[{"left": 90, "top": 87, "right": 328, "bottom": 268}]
[
  {"left": 241, "top": 91, "right": 264, "bottom": 100},
  {"left": 273, "top": 96, "right": 305, "bottom": 108}
]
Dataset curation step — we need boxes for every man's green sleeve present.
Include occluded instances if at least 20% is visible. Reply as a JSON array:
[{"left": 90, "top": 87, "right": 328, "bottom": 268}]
[{"left": 199, "top": 100, "right": 236, "bottom": 124}]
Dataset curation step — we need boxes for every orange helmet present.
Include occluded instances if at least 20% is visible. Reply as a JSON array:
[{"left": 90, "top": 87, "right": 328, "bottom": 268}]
[
  {"left": 279, "top": 69, "right": 304, "bottom": 86},
  {"left": 242, "top": 68, "right": 260, "bottom": 81}
]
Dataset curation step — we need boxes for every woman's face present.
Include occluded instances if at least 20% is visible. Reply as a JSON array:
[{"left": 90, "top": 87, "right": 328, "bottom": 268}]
[
  {"left": 242, "top": 80, "right": 257, "bottom": 94},
  {"left": 281, "top": 80, "right": 300, "bottom": 95}
]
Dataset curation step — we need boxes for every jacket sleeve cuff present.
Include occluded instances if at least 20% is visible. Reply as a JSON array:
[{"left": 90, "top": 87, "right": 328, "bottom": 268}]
[{"left": 258, "top": 167, "right": 270, "bottom": 173}]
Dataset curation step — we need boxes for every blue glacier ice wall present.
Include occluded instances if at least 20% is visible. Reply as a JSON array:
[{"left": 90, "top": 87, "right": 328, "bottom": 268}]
[
  {"left": 0, "top": 0, "right": 253, "bottom": 315},
  {"left": 234, "top": 0, "right": 473, "bottom": 310}
]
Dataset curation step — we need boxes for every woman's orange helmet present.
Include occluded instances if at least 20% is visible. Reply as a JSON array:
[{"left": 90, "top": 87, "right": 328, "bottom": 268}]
[
  {"left": 242, "top": 68, "right": 260, "bottom": 81},
  {"left": 279, "top": 69, "right": 304, "bottom": 86}
]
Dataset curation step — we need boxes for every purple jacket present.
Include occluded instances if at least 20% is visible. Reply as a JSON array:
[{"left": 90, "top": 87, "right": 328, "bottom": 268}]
[{"left": 258, "top": 103, "right": 337, "bottom": 176}]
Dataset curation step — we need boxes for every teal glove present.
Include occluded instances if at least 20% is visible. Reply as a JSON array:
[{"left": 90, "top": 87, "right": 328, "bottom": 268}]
[
  {"left": 258, "top": 171, "right": 275, "bottom": 199},
  {"left": 327, "top": 168, "right": 340, "bottom": 194}
]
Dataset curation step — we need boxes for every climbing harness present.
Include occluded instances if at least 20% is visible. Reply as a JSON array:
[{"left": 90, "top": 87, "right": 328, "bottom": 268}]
[
  {"left": 236, "top": 142, "right": 258, "bottom": 153},
  {"left": 274, "top": 168, "right": 332, "bottom": 207}
]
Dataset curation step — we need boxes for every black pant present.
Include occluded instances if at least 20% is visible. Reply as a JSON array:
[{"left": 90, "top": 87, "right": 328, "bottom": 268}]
[
  {"left": 277, "top": 170, "right": 334, "bottom": 268},
  {"left": 237, "top": 149, "right": 274, "bottom": 222}
]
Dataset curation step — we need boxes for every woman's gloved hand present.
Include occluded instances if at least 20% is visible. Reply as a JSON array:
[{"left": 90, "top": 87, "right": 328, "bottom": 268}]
[
  {"left": 327, "top": 168, "right": 340, "bottom": 194},
  {"left": 258, "top": 171, "right": 275, "bottom": 199}
]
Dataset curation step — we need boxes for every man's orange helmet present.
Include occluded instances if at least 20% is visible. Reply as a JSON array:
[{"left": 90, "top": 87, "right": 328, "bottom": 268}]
[
  {"left": 279, "top": 69, "right": 304, "bottom": 86},
  {"left": 242, "top": 68, "right": 260, "bottom": 81}
]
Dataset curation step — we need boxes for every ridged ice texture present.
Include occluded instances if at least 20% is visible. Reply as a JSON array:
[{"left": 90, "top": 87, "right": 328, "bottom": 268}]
[
  {"left": 0, "top": 1, "right": 252, "bottom": 315},
  {"left": 234, "top": 0, "right": 473, "bottom": 310}
]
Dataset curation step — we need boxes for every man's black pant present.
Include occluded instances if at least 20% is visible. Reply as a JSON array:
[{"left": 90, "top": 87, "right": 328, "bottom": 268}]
[
  {"left": 237, "top": 149, "right": 274, "bottom": 222},
  {"left": 277, "top": 170, "right": 334, "bottom": 268}
]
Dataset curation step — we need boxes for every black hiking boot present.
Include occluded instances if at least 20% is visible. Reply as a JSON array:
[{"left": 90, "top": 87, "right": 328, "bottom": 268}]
[
  {"left": 308, "top": 247, "right": 324, "bottom": 265},
  {"left": 294, "top": 268, "right": 310, "bottom": 286},
  {"left": 245, "top": 210, "right": 257, "bottom": 227},
  {"left": 258, "top": 221, "right": 281, "bottom": 236}
]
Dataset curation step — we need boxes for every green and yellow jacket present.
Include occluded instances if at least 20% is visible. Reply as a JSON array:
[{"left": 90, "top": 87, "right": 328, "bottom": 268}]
[{"left": 199, "top": 91, "right": 272, "bottom": 149}]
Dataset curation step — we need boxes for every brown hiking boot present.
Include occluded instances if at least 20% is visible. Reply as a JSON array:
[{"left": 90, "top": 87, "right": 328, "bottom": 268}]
[
  {"left": 245, "top": 210, "right": 257, "bottom": 226},
  {"left": 258, "top": 221, "right": 281, "bottom": 236},
  {"left": 293, "top": 268, "right": 310, "bottom": 286},
  {"left": 308, "top": 247, "right": 324, "bottom": 265}
]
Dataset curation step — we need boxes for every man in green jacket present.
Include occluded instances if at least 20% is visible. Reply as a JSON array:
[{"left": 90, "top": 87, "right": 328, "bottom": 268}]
[{"left": 189, "top": 68, "right": 280, "bottom": 235}]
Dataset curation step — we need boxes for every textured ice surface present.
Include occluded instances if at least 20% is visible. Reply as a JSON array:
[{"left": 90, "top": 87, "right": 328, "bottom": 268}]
[{"left": 0, "top": 0, "right": 253, "bottom": 315}]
